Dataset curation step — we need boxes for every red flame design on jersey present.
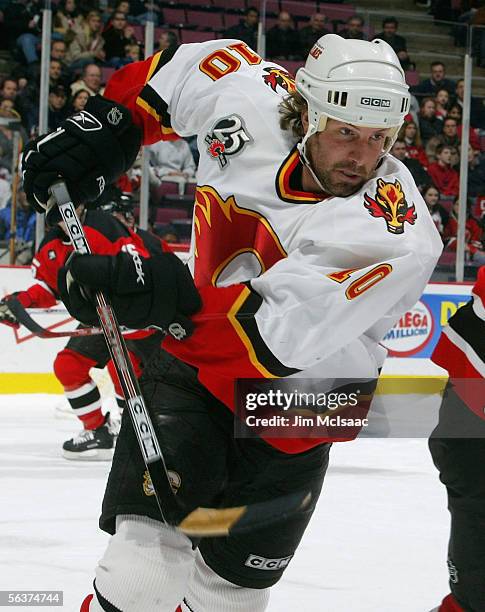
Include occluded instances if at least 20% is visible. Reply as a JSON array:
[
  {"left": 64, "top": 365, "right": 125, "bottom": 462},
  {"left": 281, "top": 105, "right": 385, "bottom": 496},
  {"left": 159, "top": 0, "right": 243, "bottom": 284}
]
[
  {"left": 364, "top": 178, "right": 416, "bottom": 234},
  {"left": 193, "top": 186, "right": 287, "bottom": 287}
]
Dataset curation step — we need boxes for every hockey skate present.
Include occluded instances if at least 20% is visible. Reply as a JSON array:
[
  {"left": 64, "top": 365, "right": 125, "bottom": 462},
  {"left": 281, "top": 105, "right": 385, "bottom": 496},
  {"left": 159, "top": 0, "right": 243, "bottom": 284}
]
[{"left": 62, "top": 412, "right": 119, "bottom": 461}]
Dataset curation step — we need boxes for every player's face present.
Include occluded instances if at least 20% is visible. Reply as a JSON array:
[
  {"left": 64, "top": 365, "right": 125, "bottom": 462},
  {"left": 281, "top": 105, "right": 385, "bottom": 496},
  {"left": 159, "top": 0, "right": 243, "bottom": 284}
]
[{"left": 302, "top": 117, "right": 388, "bottom": 197}]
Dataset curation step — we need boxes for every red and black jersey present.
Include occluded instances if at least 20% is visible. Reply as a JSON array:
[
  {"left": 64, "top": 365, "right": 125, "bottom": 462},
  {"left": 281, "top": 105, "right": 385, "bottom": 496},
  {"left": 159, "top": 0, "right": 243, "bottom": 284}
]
[
  {"left": 431, "top": 266, "right": 485, "bottom": 420},
  {"left": 17, "top": 210, "right": 150, "bottom": 311}
]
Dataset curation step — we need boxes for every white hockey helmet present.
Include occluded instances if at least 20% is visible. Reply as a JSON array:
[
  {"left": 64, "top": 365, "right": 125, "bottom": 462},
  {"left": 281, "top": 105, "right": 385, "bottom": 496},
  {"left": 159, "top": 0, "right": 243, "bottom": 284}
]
[{"left": 295, "top": 34, "right": 410, "bottom": 155}]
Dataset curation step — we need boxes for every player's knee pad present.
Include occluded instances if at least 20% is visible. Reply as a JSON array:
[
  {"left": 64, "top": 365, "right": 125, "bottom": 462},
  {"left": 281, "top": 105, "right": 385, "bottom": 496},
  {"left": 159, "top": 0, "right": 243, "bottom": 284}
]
[
  {"left": 181, "top": 551, "right": 269, "bottom": 612},
  {"left": 94, "top": 514, "right": 196, "bottom": 612},
  {"left": 54, "top": 348, "right": 97, "bottom": 389}
]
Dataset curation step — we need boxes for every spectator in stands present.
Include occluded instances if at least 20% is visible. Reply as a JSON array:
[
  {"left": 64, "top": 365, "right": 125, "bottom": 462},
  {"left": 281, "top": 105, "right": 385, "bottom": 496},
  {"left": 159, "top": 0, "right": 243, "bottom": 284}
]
[
  {"left": 444, "top": 101, "right": 481, "bottom": 151},
  {"left": 69, "top": 88, "right": 90, "bottom": 112},
  {"left": 48, "top": 85, "right": 69, "bottom": 130},
  {"left": 0, "top": 78, "right": 27, "bottom": 127},
  {"left": 444, "top": 197, "right": 485, "bottom": 265},
  {"left": 266, "top": 11, "right": 301, "bottom": 61},
  {"left": 70, "top": 63, "right": 103, "bottom": 96},
  {"left": 299, "top": 13, "right": 331, "bottom": 58},
  {"left": 418, "top": 97, "right": 442, "bottom": 143},
  {"left": 103, "top": 11, "right": 136, "bottom": 68},
  {"left": 340, "top": 16, "right": 366, "bottom": 41},
  {"left": 0, "top": 79, "right": 18, "bottom": 104},
  {"left": 398, "top": 119, "right": 429, "bottom": 168},
  {"left": 390, "top": 139, "right": 431, "bottom": 189},
  {"left": 157, "top": 31, "right": 179, "bottom": 54},
  {"left": 224, "top": 6, "right": 259, "bottom": 51},
  {"left": 374, "top": 17, "right": 413, "bottom": 70},
  {"left": 148, "top": 138, "right": 196, "bottom": 196},
  {"left": 66, "top": 10, "right": 105, "bottom": 70},
  {"left": 3, "top": 0, "right": 42, "bottom": 67},
  {"left": 438, "top": 116, "right": 459, "bottom": 147},
  {"left": 434, "top": 88, "right": 450, "bottom": 119},
  {"left": 53, "top": 0, "right": 83, "bottom": 46},
  {"left": 411, "top": 61, "right": 456, "bottom": 98},
  {"left": 449, "top": 145, "right": 460, "bottom": 172},
  {"left": 422, "top": 183, "right": 448, "bottom": 237},
  {"left": 428, "top": 144, "right": 460, "bottom": 197},
  {"left": 0, "top": 189, "right": 36, "bottom": 264},
  {"left": 50, "top": 44, "right": 73, "bottom": 93},
  {"left": 453, "top": 78, "right": 484, "bottom": 128},
  {"left": 115, "top": 0, "right": 130, "bottom": 15},
  {"left": 0, "top": 106, "right": 18, "bottom": 172},
  {"left": 125, "top": 44, "right": 141, "bottom": 63},
  {"left": 391, "top": 138, "right": 431, "bottom": 189},
  {"left": 51, "top": 40, "right": 68, "bottom": 63},
  {"left": 0, "top": 99, "right": 15, "bottom": 116},
  {"left": 48, "top": 60, "right": 69, "bottom": 91},
  {"left": 467, "top": 145, "right": 485, "bottom": 198}
]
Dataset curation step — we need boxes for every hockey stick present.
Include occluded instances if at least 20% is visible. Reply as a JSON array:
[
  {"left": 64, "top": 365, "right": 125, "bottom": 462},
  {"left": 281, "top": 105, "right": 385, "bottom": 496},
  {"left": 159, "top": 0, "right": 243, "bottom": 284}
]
[
  {"left": 49, "top": 181, "right": 312, "bottom": 536},
  {"left": 6, "top": 297, "right": 104, "bottom": 338},
  {"left": 7, "top": 299, "right": 147, "bottom": 339}
]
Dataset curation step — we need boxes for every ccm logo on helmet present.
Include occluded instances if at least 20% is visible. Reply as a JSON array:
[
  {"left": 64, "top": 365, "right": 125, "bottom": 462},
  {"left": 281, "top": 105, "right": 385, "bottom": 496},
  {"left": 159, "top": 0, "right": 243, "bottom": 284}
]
[
  {"left": 360, "top": 96, "right": 391, "bottom": 108},
  {"left": 245, "top": 554, "right": 293, "bottom": 570}
]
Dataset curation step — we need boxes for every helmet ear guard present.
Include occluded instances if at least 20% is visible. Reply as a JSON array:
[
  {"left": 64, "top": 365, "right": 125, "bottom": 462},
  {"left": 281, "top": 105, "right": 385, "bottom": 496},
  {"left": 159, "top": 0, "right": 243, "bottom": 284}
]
[{"left": 295, "top": 34, "right": 410, "bottom": 165}]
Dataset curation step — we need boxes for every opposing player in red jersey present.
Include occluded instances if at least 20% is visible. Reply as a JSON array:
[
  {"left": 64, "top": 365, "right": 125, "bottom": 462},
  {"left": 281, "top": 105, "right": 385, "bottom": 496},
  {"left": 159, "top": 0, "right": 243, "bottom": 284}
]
[
  {"left": 0, "top": 199, "right": 163, "bottom": 459},
  {"left": 429, "top": 266, "right": 485, "bottom": 612}
]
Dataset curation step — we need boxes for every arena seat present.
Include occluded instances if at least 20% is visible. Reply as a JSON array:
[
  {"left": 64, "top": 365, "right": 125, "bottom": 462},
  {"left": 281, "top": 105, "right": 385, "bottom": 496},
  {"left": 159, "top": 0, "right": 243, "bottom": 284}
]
[
  {"left": 187, "top": 10, "right": 224, "bottom": 31},
  {"left": 155, "top": 207, "right": 188, "bottom": 224},
  {"left": 180, "top": 29, "right": 217, "bottom": 43},
  {"left": 162, "top": 8, "right": 187, "bottom": 28}
]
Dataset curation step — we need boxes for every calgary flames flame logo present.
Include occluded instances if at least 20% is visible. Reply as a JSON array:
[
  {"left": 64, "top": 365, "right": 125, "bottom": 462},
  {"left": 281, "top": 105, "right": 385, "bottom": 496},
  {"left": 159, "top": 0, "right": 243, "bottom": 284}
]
[
  {"left": 364, "top": 178, "right": 417, "bottom": 234},
  {"left": 262, "top": 67, "right": 296, "bottom": 93},
  {"left": 193, "top": 186, "right": 286, "bottom": 287}
]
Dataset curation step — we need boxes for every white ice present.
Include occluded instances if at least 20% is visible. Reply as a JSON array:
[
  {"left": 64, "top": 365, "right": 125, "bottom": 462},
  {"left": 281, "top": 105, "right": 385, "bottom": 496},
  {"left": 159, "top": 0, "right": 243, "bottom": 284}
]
[{"left": 0, "top": 394, "right": 450, "bottom": 612}]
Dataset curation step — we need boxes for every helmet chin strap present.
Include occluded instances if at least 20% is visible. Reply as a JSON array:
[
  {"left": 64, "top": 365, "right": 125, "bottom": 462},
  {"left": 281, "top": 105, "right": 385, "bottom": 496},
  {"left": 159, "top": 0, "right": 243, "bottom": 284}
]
[{"left": 297, "top": 122, "right": 328, "bottom": 194}]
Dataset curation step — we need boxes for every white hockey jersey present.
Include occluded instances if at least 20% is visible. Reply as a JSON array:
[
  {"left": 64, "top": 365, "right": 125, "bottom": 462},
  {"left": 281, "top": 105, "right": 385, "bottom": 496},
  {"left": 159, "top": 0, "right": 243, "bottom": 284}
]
[{"left": 105, "top": 39, "right": 443, "bottom": 452}]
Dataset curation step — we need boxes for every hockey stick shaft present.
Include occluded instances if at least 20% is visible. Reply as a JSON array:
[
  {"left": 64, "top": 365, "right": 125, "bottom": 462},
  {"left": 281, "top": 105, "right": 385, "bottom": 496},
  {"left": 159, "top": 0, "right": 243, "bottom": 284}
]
[{"left": 50, "top": 181, "right": 182, "bottom": 526}]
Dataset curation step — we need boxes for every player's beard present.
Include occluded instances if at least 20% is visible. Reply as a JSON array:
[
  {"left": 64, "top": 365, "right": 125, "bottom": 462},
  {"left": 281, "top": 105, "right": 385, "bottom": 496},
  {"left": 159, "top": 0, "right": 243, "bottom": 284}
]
[{"left": 306, "top": 144, "right": 374, "bottom": 198}]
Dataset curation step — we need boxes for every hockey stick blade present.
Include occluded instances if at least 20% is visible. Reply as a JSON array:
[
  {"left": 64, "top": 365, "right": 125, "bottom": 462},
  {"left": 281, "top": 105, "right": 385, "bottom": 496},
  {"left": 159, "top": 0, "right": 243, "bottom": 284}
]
[
  {"left": 179, "top": 490, "right": 312, "bottom": 537},
  {"left": 6, "top": 297, "right": 103, "bottom": 338}
]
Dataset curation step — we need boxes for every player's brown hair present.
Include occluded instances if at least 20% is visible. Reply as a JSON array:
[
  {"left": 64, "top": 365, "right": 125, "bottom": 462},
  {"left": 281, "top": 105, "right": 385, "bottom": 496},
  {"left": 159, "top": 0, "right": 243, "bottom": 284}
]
[{"left": 279, "top": 90, "right": 307, "bottom": 138}]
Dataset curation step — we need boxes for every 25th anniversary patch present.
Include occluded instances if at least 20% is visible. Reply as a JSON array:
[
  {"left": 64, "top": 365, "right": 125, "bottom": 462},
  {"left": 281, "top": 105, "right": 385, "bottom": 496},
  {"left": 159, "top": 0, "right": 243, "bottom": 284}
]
[{"left": 205, "top": 114, "right": 252, "bottom": 169}]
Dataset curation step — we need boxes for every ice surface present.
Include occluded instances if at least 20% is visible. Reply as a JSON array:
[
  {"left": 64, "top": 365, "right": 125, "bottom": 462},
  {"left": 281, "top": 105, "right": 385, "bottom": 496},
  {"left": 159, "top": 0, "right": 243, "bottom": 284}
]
[{"left": 0, "top": 395, "right": 450, "bottom": 611}]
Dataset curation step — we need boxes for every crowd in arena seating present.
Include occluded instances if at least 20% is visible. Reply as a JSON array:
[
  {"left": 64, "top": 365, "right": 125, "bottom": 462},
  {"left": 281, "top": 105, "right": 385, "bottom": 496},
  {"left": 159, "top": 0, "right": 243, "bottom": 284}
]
[{"left": 0, "top": 0, "right": 483, "bottom": 275}]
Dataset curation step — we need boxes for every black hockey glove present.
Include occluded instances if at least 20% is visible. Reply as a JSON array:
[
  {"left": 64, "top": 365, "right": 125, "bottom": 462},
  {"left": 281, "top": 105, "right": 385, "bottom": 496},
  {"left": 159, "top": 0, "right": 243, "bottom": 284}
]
[
  {"left": 58, "top": 251, "right": 201, "bottom": 339},
  {"left": 0, "top": 294, "right": 20, "bottom": 328},
  {"left": 21, "top": 96, "right": 141, "bottom": 212}
]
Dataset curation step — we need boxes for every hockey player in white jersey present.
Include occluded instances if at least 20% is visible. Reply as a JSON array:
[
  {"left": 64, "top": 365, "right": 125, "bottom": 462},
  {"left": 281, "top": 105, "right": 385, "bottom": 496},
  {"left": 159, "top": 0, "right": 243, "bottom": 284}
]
[{"left": 21, "top": 34, "right": 442, "bottom": 611}]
